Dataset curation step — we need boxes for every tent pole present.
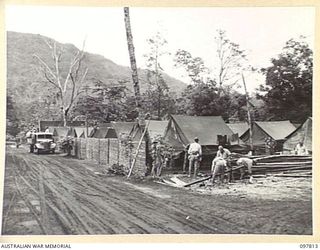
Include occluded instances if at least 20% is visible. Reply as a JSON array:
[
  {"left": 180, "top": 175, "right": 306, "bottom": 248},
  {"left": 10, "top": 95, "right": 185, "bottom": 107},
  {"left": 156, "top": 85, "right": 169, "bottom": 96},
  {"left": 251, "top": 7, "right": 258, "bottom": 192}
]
[
  {"left": 183, "top": 147, "right": 188, "bottom": 173},
  {"left": 242, "top": 74, "right": 254, "bottom": 152}
]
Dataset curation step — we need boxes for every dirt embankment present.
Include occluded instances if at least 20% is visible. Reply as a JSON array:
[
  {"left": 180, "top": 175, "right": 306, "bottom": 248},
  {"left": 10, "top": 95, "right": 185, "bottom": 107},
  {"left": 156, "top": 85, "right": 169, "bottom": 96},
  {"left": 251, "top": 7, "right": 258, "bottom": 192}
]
[{"left": 1, "top": 146, "right": 312, "bottom": 235}]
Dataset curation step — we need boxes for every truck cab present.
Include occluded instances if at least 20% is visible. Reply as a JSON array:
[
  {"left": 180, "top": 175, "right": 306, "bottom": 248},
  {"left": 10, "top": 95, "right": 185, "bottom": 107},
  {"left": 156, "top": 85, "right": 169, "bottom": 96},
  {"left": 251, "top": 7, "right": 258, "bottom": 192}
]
[{"left": 28, "top": 132, "right": 56, "bottom": 154}]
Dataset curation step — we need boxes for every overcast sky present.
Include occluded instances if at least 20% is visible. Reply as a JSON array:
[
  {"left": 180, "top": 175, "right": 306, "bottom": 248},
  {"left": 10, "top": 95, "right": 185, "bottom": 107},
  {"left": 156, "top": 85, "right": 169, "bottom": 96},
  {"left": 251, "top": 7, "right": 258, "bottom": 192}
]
[{"left": 5, "top": 6, "right": 315, "bottom": 93}]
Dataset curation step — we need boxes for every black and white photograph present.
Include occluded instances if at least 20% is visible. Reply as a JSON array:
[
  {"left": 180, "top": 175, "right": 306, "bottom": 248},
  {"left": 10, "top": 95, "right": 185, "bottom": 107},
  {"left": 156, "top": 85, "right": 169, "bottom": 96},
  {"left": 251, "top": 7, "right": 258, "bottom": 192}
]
[{"left": 1, "top": 4, "right": 315, "bottom": 237}]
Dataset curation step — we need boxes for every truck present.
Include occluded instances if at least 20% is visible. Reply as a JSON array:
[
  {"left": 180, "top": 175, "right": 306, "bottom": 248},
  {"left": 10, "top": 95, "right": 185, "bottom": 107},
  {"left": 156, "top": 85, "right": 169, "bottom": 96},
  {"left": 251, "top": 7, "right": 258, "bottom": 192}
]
[{"left": 27, "top": 132, "right": 56, "bottom": 154}]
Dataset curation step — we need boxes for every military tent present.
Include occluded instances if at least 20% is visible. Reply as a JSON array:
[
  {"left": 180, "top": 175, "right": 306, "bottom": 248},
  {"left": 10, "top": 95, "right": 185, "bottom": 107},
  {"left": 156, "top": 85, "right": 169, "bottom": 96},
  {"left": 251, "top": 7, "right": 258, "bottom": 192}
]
[
  {"left": 52, "top": 127, "right": 76, "bottom": 138},
  {"left": 147, "top": 120, "right": 168, "bottom": 140},
  {"left": 90, "top": 127, "right": 117, "bottom": 139},
  {"left": 39, "top": 120, "right": 85, "bottom": 132},
  {"left": 283, "top": 117, "right": 312, "bottom": 153},
  {"left": 130, "top": 120, "right": 169, "bottom": 141},
  {"left": 227, "top": 123, "right": 249, "bottom": 139},
  {"left": 73, "top": 127, "right": 85, "bottom": 138},
  {"left": 241, "top": 121, "right": 296, "bottom": 153},
  {"left": 164, "top": 115, "right": 244, "bottom": 155},
  {"left": 111, "top": 122, "right": 136, "bottom": 139},
  {"left": 73, "top": 127, "right": 94, "bottom": 138},
  {"left": 161, "top": 115, "right": 248, "bottom": 173}
]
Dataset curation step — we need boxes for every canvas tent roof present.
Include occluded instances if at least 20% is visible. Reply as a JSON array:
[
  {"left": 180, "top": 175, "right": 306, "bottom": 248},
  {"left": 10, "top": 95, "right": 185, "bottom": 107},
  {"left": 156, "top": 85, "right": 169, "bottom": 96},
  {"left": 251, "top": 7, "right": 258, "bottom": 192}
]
[
  {"left": 90, "top": 127, "right": 117, "bottom": 138},
  {"left": 47, "top": 127, "right": 56, "bottom": 133},
  {"left": 40, "top": 120, "right": 85, "bottom": 132},
  {"left": 255, "top": 121, "right": 296, "bottom": 141},
  {"left": 147, "top": 120, "right": 168, "bottom": 140},
  {"left": 164, "top": 115, "right": 239, "bottom": 149},
  {"left": 241, "top": 121, "right": 297, "bottom": 152},
  {"left": 51, "top": 127, "right": 75, "bottom": 138},
  {"left": 127, "top": 120, "right": 169, "bottom": 142},
  {"left": 111, "top": 122, "right": 136, "bottom": 138},
  {"left": 227, "top": 123, "right": 249, "bottom": 138},
  {"left": 283, "top": 117, "right": 312, "bottom": 152},
  {"left": 73, "top": 127, "right": 85, "bottom": 138}
]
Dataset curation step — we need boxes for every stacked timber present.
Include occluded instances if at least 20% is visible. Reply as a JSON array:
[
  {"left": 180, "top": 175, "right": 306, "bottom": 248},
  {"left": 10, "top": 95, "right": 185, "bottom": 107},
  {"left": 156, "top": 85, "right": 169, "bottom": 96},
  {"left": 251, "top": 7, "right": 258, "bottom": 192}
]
[{"left": 251, "top": 155, "right": 312, "bottom": 177}]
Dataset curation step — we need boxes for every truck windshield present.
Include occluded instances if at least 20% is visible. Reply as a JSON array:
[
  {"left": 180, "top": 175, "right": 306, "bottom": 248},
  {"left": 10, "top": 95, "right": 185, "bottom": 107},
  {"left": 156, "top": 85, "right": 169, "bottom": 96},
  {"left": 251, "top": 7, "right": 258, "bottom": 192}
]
[{"left": 37, "top": 134, "right": 53, "bottom": 139}]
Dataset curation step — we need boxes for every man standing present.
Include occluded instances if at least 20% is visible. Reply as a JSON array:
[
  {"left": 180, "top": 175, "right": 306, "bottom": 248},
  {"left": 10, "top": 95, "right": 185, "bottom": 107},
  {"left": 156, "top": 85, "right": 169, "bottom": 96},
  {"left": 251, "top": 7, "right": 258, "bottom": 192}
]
[
  {"left": 187, "top": 137, "right": 202, "bottom": 178},
  {"left": 151, "top": 140, "right": 165, "bottom": 177}
]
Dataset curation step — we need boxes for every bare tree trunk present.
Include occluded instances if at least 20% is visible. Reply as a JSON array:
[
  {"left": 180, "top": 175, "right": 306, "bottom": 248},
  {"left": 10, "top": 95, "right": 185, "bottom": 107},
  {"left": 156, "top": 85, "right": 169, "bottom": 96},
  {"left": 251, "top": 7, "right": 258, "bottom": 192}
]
[
  {"left": 34, "top": 39, "right": 88, "bottom": 128},
  {"left": 124, "top": 7, "right": 141, "bottom": 110}
]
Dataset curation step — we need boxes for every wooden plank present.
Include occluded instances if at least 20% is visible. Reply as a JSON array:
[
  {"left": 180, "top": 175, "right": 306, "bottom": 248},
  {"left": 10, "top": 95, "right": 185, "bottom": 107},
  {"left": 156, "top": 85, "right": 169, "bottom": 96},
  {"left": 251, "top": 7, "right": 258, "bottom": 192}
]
[
  {"left": 256, "top": 161, "right": 312, "bottom": 166},
  {"left": 170, "top": 176, "right": 187, "bottom": 186},
  {"left": 162, "top": 179, "right": 181, "bottom": 188},
  {"left": 255, "top": 155, "right": 312, "bottom": 163},
  {"left": 183, "top": 176, "right": 212, "bottom": 187},
  {"left": 274, "top": 174, "right": 312, "bottom": 178}
]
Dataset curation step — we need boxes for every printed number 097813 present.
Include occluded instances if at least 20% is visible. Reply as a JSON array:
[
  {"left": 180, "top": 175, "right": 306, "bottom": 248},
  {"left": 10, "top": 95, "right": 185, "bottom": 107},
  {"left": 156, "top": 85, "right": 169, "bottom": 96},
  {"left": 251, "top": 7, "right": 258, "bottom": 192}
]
[{"left": 300, "top": 244, "right": 319, "bottom": 248}]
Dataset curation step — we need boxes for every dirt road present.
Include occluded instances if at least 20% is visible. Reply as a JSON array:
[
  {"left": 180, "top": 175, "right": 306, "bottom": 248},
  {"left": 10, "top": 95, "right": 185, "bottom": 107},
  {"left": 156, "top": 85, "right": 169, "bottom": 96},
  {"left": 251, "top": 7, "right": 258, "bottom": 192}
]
[{"left": 2, "top": 146, "right": 312, "bottom": 235}]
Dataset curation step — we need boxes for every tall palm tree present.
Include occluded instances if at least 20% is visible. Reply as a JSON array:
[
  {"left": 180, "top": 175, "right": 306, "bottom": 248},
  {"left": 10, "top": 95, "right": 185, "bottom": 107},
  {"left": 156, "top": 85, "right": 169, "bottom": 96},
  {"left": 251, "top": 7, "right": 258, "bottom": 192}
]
[{"left": 123, "top": 7, "right": 141, "bottom": 112}]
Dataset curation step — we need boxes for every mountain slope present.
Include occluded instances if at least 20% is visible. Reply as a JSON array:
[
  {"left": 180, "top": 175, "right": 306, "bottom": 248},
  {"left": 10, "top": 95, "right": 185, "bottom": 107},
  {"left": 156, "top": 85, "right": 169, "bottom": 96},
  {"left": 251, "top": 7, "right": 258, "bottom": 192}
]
[{"left": 7, "top": 31, "right": 185, "bottom": 100}]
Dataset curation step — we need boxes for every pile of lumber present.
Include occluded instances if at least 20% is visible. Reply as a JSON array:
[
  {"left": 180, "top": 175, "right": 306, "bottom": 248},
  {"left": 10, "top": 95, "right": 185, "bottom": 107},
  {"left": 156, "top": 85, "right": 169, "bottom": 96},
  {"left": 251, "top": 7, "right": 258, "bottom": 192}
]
[{"left": 251, "top": 155, "right": 312, "bottom": 177}]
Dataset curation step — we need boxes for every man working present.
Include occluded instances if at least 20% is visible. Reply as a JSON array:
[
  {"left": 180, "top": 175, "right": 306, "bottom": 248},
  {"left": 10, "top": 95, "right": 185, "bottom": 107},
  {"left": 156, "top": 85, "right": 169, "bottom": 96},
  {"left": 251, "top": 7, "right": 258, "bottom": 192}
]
[
  {"left": 211, "top": 145, "right": 231, "bottom": 183},
  {"left": 188, "top": 137, "right": 202, "bottom": 178},
  {"left": 236, "top": 157, "right": 254, "bottom": 184},
  {"left": 212, "top": 146, "right": 231, "bottom": 168},
  {"left": 211, "top": 158, "right": 227, "bottom": 184},
  {"left": 295, "top": 141, "right": 308, "bottom": 155}
]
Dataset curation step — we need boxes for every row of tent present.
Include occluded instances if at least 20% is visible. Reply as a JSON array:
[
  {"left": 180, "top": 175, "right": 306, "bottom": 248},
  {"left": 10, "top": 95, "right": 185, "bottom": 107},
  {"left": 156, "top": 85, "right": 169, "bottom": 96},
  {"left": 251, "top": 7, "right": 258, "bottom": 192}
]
[
  {"left": 42, "top": 120, "right": 169, "bottom": 142},
  {"left": 163, "top": 115, "right": 312, "bottom": 155},
  {"left": 226, "top": 117, "right": 312, "bottom": 154},
  {"left": 40, "top": 115, "right": 312, "bottom": 155}
]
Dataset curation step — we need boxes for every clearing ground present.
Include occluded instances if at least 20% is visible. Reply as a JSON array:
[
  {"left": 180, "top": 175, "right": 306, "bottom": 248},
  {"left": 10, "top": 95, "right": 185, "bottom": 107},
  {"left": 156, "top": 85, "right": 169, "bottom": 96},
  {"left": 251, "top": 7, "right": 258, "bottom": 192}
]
[{"left": 1, "top": 146, "right": 312, "bottom": 235}]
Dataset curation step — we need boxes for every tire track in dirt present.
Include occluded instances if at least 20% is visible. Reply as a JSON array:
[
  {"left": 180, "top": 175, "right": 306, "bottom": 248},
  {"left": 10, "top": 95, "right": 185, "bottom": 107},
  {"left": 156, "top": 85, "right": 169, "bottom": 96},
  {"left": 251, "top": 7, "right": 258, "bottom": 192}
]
[
  {"left": 5, "top": 149, "right": 312, "bottom": 235},
  {"left": 20, "top": 154, "right": 151, "bottom": 234},
  {"left": 7, "top": 151, "right": 70, "bottom": 235},
  {"left": 48, "top": 157, "right": 216, "bottom": 233},
  {"left": 21, "top": 153, "right": 215, "bottom": 233},
  {"left": 40, "top": 157, "right": 181, "bottom": 233},
  {"left": 43, "top": 154, "right": 246, "bottom": 234}
]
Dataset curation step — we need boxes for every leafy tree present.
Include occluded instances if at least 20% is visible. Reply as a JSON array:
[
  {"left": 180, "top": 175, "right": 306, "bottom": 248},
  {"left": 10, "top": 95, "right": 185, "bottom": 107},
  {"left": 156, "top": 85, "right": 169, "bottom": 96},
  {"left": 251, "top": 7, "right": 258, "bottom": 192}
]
[
  {"left": 71, "top": 80, "right": 129, "bottom": 124},
  {"left": 173, "top": 31, "right": 251, "bottom": 121},
  {"left": 174, "top": 50, "right": 210, "bottom": 84},
  {"left": 257, "top": 37, "right": 312, "bottom": 123},
  {"left": 175, "top": 83, "right": 246, "bottom": 122}
]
